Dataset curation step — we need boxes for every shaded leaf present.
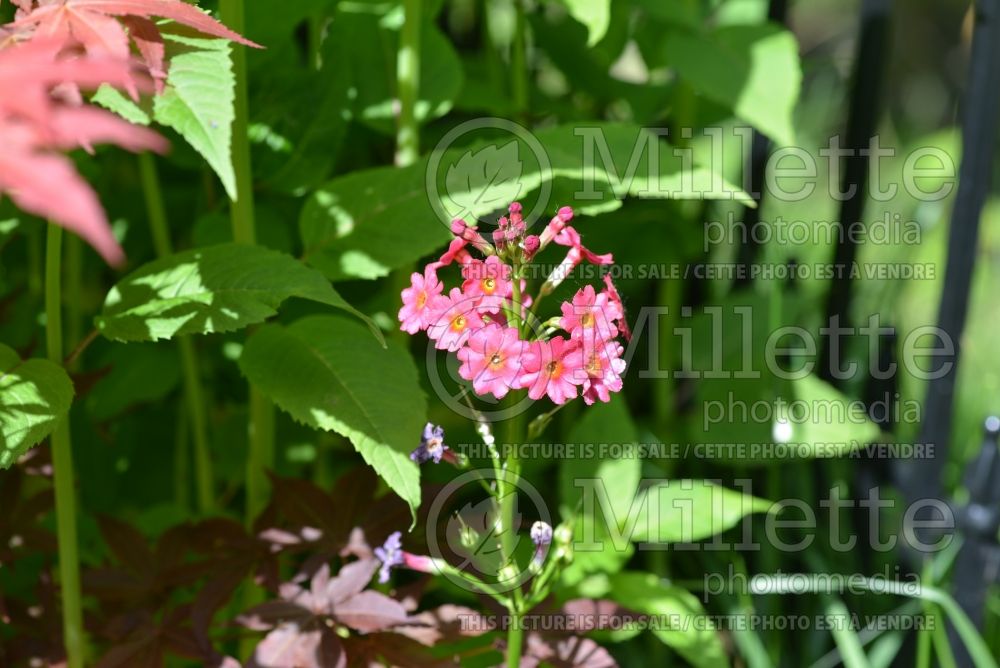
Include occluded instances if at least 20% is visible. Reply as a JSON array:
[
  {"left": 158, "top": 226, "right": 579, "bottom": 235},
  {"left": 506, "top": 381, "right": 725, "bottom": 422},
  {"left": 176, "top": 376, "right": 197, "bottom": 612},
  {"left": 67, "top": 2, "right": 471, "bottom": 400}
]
[{"left": 238, "top": 316, "right": 424, "bottom": 518}]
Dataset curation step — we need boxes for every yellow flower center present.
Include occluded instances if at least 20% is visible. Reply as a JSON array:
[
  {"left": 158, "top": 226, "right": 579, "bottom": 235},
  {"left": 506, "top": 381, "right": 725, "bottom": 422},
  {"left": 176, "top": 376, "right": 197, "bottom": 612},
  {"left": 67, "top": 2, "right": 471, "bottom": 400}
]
[
  {"left": 580, "top": 312, "right": 594, "bottom": 327},
  {"left": 451, "top": 315, "right": 467, "bottom": 331},
  {"left": 483, "top": 278, "right": 496, "bottom": 293},
  {"left": 489, "top": 353, "right": 504, "bottom": 369},
  {"left": 416, "top": 291, "right": 427, "bottom": 308}
]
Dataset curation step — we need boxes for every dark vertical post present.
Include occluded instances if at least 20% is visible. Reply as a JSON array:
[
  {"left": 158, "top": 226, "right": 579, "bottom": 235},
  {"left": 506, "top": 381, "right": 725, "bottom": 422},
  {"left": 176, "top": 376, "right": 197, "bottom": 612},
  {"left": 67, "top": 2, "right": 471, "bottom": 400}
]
[
  {"left": 903, "top": 0, "right": 1000, "bottom": 504},
  {"left": 818, "top": 0, "right": 891, "bottom": 385},
  {"left": 733, "top": 0, "right": 789, "bottom": 288}
]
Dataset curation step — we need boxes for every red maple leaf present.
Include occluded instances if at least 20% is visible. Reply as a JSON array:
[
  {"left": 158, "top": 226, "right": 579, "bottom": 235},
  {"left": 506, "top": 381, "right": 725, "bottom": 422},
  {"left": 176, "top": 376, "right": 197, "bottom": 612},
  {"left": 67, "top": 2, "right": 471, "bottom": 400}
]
[
  {"left": 10, "top": 0, "right": 261, "bottom": 90},
  {"left": 0, "top": 40, "right": 167, "bottom": 264}
]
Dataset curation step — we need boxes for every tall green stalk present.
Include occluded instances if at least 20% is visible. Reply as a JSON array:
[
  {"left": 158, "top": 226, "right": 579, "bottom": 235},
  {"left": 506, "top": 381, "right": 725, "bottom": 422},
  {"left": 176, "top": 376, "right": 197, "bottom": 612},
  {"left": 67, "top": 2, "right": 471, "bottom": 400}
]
[
  {"left": 218, "top": 0, "right": 275, "bottom": 529},
  {"left": 139, "top": 153, "right": 215, "bottom": 513},
  {"left": 396, "top": 0, "right": 422, "bottom": 167},
  {"left": 501, "top": 404, "right": 525, "bottom": 668},
  {"left": 46, "top": 224, "right": 86, "bottom": 668},
  {"left": 510, "top": 0, "right": 528, "bottom": 120}
]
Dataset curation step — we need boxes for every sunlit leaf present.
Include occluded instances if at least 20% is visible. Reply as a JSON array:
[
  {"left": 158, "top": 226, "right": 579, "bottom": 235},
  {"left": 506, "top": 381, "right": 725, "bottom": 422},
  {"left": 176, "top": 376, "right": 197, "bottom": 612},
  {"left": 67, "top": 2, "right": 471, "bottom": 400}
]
[{"left": 0, "top": 344, "right": 74, "bottom": 469}]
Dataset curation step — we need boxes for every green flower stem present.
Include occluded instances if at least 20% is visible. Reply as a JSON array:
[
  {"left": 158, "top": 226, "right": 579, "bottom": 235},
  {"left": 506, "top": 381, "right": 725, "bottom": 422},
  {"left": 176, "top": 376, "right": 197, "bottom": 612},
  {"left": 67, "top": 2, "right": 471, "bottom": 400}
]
[
  {"left": 139, "top": 152, "right": 216, "bottom": 513},
  {"left": 45, "top": 224, "right": 86, "bottom": 668},
  {"left": 395, "top": 0, "right": 422, "bottom": 167},
  {"left": 500, "top": 400, "right": 526, "bottom": 668}
]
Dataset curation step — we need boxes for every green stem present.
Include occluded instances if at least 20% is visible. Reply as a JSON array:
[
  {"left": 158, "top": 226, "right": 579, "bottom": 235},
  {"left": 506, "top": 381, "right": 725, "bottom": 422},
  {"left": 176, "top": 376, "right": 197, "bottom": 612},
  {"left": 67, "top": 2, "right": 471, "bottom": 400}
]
[
  {"left": 219, "top": 0, "right": 274, "bottom": 529},
  {"left": 510, "top": 0, "right": 528, "bottom": 121},
  {"left": 395, "top": 0, "right": 422, "bottom": 167},
  {"left": 506, "top": 619, "right": 525, "bottom": 668},
  {"left": 139, "top": 153, "right": 215, "bottom": 514},
  {"left": 65, "top": 235, "right": 82, "bottom": 367},
  {"left": 46, "top": 224, "right": 86, "bottom": 668},
  {"left": 219, "top": 0, "right": 257, "bottom": 247},
  {"left": 500, "top": 400, "right": 525, "bottom": 668}
]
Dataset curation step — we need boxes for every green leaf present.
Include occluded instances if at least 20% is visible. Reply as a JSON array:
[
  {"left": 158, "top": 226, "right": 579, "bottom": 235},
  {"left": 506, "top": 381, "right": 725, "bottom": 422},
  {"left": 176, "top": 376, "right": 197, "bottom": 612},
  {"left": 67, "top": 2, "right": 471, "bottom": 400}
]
[
  {"left": 92, "top": 85, "right": 151, "bottom": 126},
  {"left": 97, "top": 243, "right": 380, "bottom": 343},
  {"left": 330, "top": 2, "right": 463, "bottom": 135},
  {"left": 301, "top": 123, "right": 751, "bottom": 281},
  {"left": 607, "top": 572, "right": 729, "bottom": 668},
  {"left": 665, "top": 24, "right": 801, "bottom": 145},
  {"left": 86, "top": 344, "right": 182, "bottom": 421},
  {"left": 560, "top": 399, "right": 640, "bottom": 582},
  {"left": 777, "top": 375, "right": 883, "bottom": 455},
  {"left": 631, "top": 479, "right": 772, "bottom": 543},
  {"left": 153, "top": 35, "right": 237, "bottom": 200},
  {"left": 445, "top": 141, "right": 524, "bottom": 218},
  {"left": 0, "top": 344, "right": 74, "bottom": 469},
  {"left": 561, "top": 0, "right": 611, "bottom": 46},
  {"left": 237, "top": 316, "right": 424, "bottom": 519}
]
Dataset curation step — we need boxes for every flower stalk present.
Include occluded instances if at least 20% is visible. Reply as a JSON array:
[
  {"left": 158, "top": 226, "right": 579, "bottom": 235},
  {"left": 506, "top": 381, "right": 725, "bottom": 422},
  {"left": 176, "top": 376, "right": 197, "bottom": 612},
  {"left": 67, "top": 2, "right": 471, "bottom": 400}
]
[
  {"left": 396, "top": 0, "right": 422, "bottom": 167},
  {"left": 46, "top": 224, "right": 86, "bottom": 668},
  {"left": 139, "top": 152, "right": 215, "bottom": 513}
]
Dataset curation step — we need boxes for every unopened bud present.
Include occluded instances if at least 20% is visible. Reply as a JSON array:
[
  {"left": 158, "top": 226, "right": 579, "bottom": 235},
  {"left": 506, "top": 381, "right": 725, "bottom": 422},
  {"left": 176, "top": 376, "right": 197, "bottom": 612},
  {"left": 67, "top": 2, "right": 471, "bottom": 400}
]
[
  {"left": 557, "top": 206, "right": 574, "bottom": 222},
  {"left": 498, "top": 563, "right": 520, "bottom": 584},
  {"left": 450, "top": 218, "right": 468, "bottom": 235},
  {"left": 523, "top": 235, "right": 540, "bottom": 259}
]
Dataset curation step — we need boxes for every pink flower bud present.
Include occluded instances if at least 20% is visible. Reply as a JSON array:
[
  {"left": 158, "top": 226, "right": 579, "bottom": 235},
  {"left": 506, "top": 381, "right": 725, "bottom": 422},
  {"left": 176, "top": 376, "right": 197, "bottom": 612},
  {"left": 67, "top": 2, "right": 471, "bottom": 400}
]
[
  {"left": 557, "top": 206, "right": 574, "bottom": 223},
  {"left": 450, "top": 218, "right": 468, "bottom": 235},
  {"left": 523, "top": 235, "right": 540, "bottom": 258},
  {"left": 509, "top": 202, "right": 523, "bottom": 215}
]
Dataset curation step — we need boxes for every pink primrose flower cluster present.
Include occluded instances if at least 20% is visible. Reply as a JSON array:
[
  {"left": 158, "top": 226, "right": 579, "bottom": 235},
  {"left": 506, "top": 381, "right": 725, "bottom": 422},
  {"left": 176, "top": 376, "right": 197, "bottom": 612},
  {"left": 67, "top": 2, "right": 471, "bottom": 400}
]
[{"left": 399, "top": 203, "right": 628, "bottom": 406}]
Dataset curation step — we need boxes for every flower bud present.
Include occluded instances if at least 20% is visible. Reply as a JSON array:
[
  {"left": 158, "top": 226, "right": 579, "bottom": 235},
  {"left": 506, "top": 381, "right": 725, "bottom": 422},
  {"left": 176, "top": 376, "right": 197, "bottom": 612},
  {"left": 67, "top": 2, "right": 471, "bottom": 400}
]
[
  {"left": 498, "top": 563, "right": 520, "bottom": 584},
  {"left": 523, "top": 235, "right": 540, "bottom": 259},
  {"left": 554, "top": 523, "right": 573, "bottom": 546},
  {"left": 557, "top": 206, "right": 574, "bottom": 222},
  {"left": 450, "top": 218, "right": 468, "bottom": 235}
]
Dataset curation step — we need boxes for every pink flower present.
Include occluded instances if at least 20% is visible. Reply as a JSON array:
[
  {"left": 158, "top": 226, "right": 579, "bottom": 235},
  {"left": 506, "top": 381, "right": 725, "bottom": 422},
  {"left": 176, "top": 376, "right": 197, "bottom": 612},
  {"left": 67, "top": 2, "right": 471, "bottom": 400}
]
[
  {"left": 461, "top": 256, "right": 513, "bottom": 313},
  {"left": 398, "top": 266, "right": 444, "bottom": 333},
  {"left": 539, "top": 207, "right": 574, "bottom": 248},
  {"left": 457, "top": 324, "right": 526, "bottom": 399},
  {"left": 426, "top": 288, "right": 484, "bottom": 351},
  {"left": 518, "top": 337, "right": 585, "bottom": 404},
  {"left": 553, "top": 225, "right": 614, "bottom": 265},
  {"left": 602, "top": 274, "right": 631, "bottom": 341},
  {"left": 438, "top": 237, "right": 472, "bottom": 266},
  {"left": 576, "top": 339, "right": 626, "bottom": 405},
  {"left": 560, "top": 285, "right": 622, "bottom": 342}
]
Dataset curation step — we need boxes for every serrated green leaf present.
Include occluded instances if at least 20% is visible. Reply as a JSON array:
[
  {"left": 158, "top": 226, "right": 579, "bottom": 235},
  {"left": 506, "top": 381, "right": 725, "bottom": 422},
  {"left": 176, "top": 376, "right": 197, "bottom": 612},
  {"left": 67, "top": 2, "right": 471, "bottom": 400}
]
[
  {"left": 665, "top": 24, "right": 801, "bottom": 145},
  {"left": 301, "top": 123, "right": 751, "bottom": 281},
  {"left": 0, "top": 344, "right": 74, "bottom": 469},
  {"left": 607, "top": 572, "right": 729, "bottom": 668},
  {"left": 92, "top": 84, "right": 151, "bottom": 126},
  {"left": 153, "top": 35, "right": 237, "bottom": 200},
  {"left": 631, "top": 479, "right": 772, "bottom": 543},
  {"left": 97, "top": 243, "right": 380, "bottom": 343},
  {"left": 237, "top": 316, "right": 424, "bottom": 519}
]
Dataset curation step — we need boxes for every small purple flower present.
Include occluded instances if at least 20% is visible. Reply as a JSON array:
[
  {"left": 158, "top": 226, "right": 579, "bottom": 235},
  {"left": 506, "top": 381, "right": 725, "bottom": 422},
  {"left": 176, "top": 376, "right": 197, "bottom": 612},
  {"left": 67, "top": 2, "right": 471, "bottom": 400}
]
[
  {"left": 374, "top": 531, "right": 404, "bottom": 583},
  {"left": 531, "top": 521, "right": 553, "bottom": 547},
  {"left": 410, "top": 423, "right": 448, "bottom": 464},
  {"left": 530, "top": 521, "right": 553, "bottom": 568}
]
